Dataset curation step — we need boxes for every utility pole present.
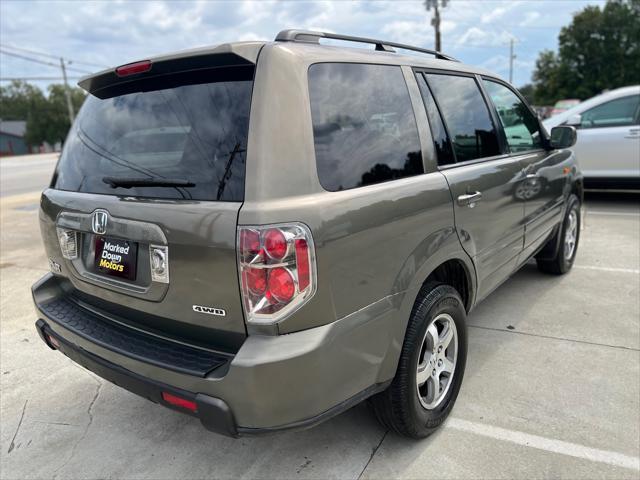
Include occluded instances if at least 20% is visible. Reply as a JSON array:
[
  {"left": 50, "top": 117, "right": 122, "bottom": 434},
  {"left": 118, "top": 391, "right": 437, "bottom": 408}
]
[
  {"left": 59, "top": 57, "right": 75, "bottom": 125},
  {"left": 508, "top": 38, "right": 516, "bottom": 84},
  {"left": 425, "top": 0, "right": 448, "bottom": 52}
]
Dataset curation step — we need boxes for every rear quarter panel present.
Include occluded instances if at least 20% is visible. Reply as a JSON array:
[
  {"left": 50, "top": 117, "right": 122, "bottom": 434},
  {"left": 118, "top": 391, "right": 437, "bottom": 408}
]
[{"left": 241, "top": 44, "right": 476, "bottom": 338}]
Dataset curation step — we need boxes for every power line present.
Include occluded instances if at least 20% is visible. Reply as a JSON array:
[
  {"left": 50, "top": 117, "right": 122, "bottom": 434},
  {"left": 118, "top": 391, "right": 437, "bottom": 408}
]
[
  {"left": 1, "top": 76, "right": 82, "bottom": 81},
  {"left": 0, "top": 49, "right": 92, "bottom": 74},
  {"left": 0, "top": 43, "right": 107, "bottom": 69}
]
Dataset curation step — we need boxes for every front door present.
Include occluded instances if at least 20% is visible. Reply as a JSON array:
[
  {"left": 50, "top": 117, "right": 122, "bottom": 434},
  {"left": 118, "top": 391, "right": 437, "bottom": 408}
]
[
  {"left": 416, "top": 72, "right": 525, "bottom": 301},
  {"left": 481, "top": 78, "right": 569, "bottom": 257},
  {"left": 572, "top": 94, "right": 640, "bottom": 180}
]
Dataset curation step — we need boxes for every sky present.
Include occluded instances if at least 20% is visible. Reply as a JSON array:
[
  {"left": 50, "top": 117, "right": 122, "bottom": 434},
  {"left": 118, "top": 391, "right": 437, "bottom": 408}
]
[{"left": 0, "top": 0, "right": 606, "bottom": 92}]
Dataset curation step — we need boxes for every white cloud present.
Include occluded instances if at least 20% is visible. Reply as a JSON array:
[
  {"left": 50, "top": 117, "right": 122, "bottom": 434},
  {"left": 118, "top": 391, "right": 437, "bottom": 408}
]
[
  {"left": 0, "top": 0, "right": 605, "bottom": 90},
  {"left": 457, "top": 27, "right": 514, "bottom": 47},
  {"left": 520, "top": 11, "right": 541, "bottom": 27}
]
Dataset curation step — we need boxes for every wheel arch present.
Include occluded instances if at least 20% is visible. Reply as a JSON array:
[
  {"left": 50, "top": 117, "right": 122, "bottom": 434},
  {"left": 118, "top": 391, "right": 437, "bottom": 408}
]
[
  {"left": 422, "top": 258, "right": 474, "bottom": 313},
  {"left": 376, "top": 249, "right": 477, "bottom": 384}
]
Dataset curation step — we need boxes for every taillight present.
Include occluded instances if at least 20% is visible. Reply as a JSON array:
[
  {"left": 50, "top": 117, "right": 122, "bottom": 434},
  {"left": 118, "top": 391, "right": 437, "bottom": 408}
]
[
  {"left": 56, "top": 228, "right": 78, "bottom": 260},
  {"left": 238, "top": 223, "right": 316, "bottom": 325}
]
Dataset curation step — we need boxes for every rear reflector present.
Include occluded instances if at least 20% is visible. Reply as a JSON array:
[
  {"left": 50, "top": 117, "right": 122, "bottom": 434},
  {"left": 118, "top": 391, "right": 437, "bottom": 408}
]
[
  {"left": 47, "top": 335, "right": 60, "bottom": 349},
  {"left": 116, "top": 60, "right": 152, "bottom": 77},
  {"left": 161, "top": 392, "right": 197, "bottom": 412}
]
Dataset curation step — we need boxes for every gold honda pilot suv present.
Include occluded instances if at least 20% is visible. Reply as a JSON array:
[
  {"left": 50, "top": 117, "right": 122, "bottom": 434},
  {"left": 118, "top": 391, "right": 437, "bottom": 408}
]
[{"left": 33, "top": 30, "right": 582, "bottom": 438}]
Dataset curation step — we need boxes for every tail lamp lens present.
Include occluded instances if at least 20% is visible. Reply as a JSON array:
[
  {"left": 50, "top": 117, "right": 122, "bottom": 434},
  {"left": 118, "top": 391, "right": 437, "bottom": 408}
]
[
  {"left": 264, "top": 228, "right": 288, "bottom": 259},
  {"left": 238, "top": 223, "right": 316, "bottom": 325},
  {"left": 267, "top": 267, "right": 295, "bottom": 302},
  {"left": 149, "top": 245, "right": 169, "bottom": 284},
  {"left": 57, "top": 228, "right": 78, "bottom": 260},
  {"left": 246, "top": 267, "right": 267, "bottom": 294}
]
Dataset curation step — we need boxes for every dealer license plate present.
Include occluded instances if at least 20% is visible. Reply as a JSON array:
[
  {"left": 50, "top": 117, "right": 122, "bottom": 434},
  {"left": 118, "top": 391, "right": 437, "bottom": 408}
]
[{"left": 94, "top": 236, "right": 138, "bottom": 281}]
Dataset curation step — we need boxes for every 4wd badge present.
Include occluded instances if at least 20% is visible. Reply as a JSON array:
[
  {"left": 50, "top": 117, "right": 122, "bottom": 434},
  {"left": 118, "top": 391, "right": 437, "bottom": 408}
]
[{"left": 192, "top": 305, "right": 226, "bottom": 317}]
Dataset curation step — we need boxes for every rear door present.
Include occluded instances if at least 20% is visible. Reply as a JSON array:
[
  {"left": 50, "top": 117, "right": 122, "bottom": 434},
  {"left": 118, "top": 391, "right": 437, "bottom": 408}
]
[
  {"left": 416, "top": 72, "right": 525, "bottom": 300},
  {"left": 481, "top": 78, "right": 568, "bottom": 257},
  {"left": 41, "top": 57, "right": 256, "bottom": 351}
]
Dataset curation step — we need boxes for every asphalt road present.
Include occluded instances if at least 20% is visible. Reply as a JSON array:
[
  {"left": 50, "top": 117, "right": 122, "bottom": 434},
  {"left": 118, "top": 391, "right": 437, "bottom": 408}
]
[
  {"left": 0, "top": 160, "right": 639, "bottom": 479},
  {"left": 0, "top": 153, "right": 58, "bottom": 198}
]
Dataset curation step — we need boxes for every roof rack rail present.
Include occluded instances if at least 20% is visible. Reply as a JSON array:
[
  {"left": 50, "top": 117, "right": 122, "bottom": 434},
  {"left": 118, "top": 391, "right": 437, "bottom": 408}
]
[{"left": 275, "top": 29, "right": 459, "bottom": 62}]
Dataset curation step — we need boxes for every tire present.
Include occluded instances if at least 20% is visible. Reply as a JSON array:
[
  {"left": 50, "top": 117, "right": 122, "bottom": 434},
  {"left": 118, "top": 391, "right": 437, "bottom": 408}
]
[
  {"left": 371, "top": 283, "right": 467, "bottom": 438},
  {"left": 536, "top": 194, "right": 581, "bottom": 275}
]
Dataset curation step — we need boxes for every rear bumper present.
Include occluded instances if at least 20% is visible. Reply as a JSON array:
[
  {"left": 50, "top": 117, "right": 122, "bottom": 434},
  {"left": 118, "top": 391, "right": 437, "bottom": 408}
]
[
  {"left": 33, "top": 273, "right": 401, "bottom": 436},
  {"left": 36, "top": 318, "right": 238, "bottom": 436}
]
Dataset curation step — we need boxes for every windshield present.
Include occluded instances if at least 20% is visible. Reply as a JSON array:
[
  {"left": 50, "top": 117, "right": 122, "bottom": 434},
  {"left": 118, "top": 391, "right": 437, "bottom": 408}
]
[{"left": 53, "top": 67, "right": 253, "bottom": 201}]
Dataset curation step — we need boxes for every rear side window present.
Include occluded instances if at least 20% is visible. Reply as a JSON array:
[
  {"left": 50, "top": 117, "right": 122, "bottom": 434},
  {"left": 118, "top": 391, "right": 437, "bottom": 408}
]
[
  {"left": 308, "top": 63, "right": 423, "bottom": 191},
  {"left": 482, "top": 79, "right": 542, "bottom": 153},
  {"left": 580, "top": 95, "right": 640, "bottom": 128},
  {"left": 416, "top": 73, "right": 455, "bottom": 166},
  {"left": 53, "top": 67, "right": 253, "bottom": 201},
  {"left": 425, "top": 73, "right": 501, "bottom": 163}
]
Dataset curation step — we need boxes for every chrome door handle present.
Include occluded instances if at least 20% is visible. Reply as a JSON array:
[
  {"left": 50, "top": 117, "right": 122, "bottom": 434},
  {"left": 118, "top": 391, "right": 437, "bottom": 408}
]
[
  {"left": 525, "top": 173, "right": 538, "bottom": 179},
  {"left": 457, "top": 191, "right": 482, "bottom": 207}
]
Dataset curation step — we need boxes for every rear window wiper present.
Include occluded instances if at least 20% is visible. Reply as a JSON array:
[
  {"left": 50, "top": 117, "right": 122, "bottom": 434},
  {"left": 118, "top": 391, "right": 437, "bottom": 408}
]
[{"left": 103, "top": 176, "right": 196, "bottom": 189}]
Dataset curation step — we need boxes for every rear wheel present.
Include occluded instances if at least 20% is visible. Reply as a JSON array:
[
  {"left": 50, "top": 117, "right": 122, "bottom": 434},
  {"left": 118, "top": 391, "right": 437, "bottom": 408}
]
[
  {"left": 371, "top": 283, "right": 467, "bottom": 438},
  {"left": 536, "top": 194, "right": 581, "bottom": 275}
]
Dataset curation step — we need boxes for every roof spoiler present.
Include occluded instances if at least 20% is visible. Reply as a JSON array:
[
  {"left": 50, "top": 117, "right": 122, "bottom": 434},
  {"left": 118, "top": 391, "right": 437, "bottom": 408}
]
[{"left": 79, "top": 42, "right": 262, "bottom": 99}]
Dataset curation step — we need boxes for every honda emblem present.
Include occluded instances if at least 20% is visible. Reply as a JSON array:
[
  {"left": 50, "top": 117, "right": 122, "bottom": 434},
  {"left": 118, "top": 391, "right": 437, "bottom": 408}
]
[{"left": 91, "top": 210, "right": 109, "bottom": 235}]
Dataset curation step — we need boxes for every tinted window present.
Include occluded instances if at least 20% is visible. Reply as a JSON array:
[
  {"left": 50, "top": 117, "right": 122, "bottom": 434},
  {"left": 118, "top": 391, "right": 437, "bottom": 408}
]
[
  {"left": 416, "top": 73, "right": 455, "bottom": 166},
  {"left": 580, "top": 95, "right": 640, "bottom": 128},
  {"left": 308, "top": 63, "right": 423, "bottom": 191},
  {"left": 483, "top": 80, "right": 542, "bottom": 153},
  {"left": 54, "top": 67, "right": 253, "bottom": 201},
  {"left": 426, "top": 74, "right": 501, "bottom": 162}
]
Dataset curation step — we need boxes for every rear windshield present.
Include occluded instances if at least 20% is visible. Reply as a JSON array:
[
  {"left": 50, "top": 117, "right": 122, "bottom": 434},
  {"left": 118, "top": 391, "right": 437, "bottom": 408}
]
[{"left": 53, "top": 67, "right": 253, "bottom": 201}]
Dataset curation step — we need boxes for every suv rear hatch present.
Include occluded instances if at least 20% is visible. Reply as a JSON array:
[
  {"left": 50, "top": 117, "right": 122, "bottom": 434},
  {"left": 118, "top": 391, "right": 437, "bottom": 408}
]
[{"left": 39, "top": 44, "right": 262, "bottom": 353}]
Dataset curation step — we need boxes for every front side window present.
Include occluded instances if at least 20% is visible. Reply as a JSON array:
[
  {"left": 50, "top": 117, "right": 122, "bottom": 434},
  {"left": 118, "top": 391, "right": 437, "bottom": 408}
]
[
  {"left": 425, "top": 73, "right": 501, "bottom": 163},
  {"left": 580, "top": 95, "right": 640, "bottom": 128},
  {"left": 308, "top": 63, "right": 423, "bottom": 191},
  {"left": 483, "top": 80, "right": 542, "bottom": 153}
]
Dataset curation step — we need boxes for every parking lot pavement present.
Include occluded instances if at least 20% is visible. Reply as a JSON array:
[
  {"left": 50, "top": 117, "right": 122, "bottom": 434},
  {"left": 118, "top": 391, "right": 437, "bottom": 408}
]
[
  {"left": 1, "top": 191, "right": 638, "bottom": 479},
  {"left": 0, "top": 153, "right": 59, "bottom": 198}
]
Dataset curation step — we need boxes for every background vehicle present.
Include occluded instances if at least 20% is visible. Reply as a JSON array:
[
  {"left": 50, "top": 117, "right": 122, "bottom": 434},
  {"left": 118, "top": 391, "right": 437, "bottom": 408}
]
[
  {"left": 32, "top": 30, "right": 581, "bottom": 439},
  {"left": 544, "top": 86, "right": 640, "bottom": 188},
  {"left": 550, "top": 98, "right": 581, "bottom": 116}
]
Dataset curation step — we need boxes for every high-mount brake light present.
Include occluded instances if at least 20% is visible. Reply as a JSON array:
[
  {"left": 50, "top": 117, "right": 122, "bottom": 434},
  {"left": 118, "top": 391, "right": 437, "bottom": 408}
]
[
  {"left": 238, "top": 223, "right": 316, "bottom": 325},
  {"left": 115, "top": 60, "right": 152, "bottom": 77}
]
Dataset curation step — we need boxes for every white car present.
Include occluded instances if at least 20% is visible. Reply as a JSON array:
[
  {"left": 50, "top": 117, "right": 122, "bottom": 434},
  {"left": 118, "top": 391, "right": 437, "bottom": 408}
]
[{"left": 544, "top": 85, "right": 640, "bottom": 188}]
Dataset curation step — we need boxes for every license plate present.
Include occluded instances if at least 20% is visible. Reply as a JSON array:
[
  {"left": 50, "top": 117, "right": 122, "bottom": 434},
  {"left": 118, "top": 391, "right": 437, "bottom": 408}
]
[{"left": 94, "top": 236, "right": 138, "bottom": 281}]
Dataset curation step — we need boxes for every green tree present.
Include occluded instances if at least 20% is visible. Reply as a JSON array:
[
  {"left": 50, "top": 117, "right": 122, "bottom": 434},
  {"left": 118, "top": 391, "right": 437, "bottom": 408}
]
[
  {"left": 0, "top": 80, "right": 46, "bottom": 121},
  {"left": 517, "top": 83, "right": 535, "bottom": 105},
  {"left": 532, "top": 0, "right": 640, "bottom": 104},
  {"left": 0, "top": 80, "right": 85, "bottom": 146}
]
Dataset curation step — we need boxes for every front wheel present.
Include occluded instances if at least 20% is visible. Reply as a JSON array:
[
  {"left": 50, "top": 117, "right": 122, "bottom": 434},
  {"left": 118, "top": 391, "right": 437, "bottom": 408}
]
[
  {"left": 370, "top": 283, "right": 467, "bottom": 438},
  {"left": 536, "top": 194, "right": 581, "bottom": 275}
]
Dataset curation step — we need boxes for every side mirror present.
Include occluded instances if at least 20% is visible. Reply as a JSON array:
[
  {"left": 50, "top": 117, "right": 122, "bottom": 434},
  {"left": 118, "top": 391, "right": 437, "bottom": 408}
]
[
  {"left": 550, "top": 126, "right": 577, "bottom": 149},
  {"left": 566, "top": 114, "right": 582, "bottom": 127}
]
